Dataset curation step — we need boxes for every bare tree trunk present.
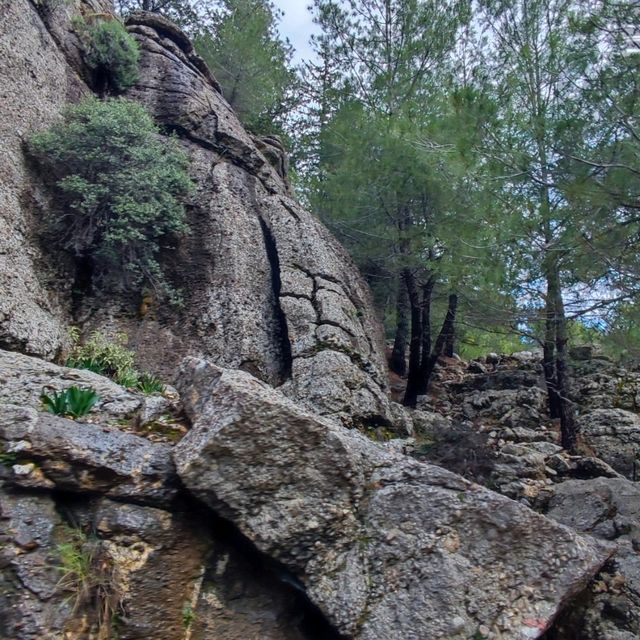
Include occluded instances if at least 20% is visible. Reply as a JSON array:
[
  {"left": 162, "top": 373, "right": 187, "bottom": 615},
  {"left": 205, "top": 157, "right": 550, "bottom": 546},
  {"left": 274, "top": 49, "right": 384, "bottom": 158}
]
[
  {"left": 402, "top": 268, "right": 423, "bottom": 408},
  {"left": 543, "top": 295, "right": 561, "bottom": 419},
  {"left": 419, "top": 276, "right": 436, "bottom": 369},
  {"left": 544, "top": 266, "right": 578, "bottom": 452},
  {"left": 553, "top": 281, "right": 577, "bottom": 452},
  {"left": 419, "top": 293, "right": 458, "bottom": 393},
  {"left": 389, "top": 278, "right": 409, "bottom": 376},
  {"left": 444, "top": 324, "right": 455, "bottom": 358}
]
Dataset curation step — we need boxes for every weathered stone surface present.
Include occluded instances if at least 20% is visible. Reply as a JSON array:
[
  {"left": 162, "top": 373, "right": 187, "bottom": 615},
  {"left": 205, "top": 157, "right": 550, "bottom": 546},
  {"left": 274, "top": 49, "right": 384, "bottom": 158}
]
[
  {"left": 0, "top": 0, "right": 394, "bottom": 428},
  {"left": 546, "top": 478, "right": 640, "bottom": 639},
  {"left": 0, "top": 404, "right": 177, "bottom": 506},
  {"left": 174, "top": 358, "right": 612, "bottom": 640},
  {"left": 0, "top": 487, "right": 72, "bottom": 639},
  {"left": 0, "top": 0, "right": 86, "bottom": 357},
  {"left": 74, "top": 13, "right": 393, "bottom": 427},
  {"left": 579, "top": 408, "right": 640, "bottom": 479},
  {"left": 92, "top": 499, "right": 209, "bottom": 640},
  {"left": 0, "top": 348, "right": 149, "bottom": 422}
]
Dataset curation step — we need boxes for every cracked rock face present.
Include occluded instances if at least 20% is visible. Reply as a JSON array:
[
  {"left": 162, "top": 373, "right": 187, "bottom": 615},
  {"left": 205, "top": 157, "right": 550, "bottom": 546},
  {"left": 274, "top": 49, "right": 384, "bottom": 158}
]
[
  {"left": 0, "top": 404, "right": 178, "bottom": 507},
  {"left": 174, "top": 358, "right": 613, "bottom": 640},
  {"left": 77, "top": 11, "right": 393, "bottom": 428},
  {"left": 578, "top": 409, "right": 640, "bottom": 480},
  {"left": 0, "top": 2, "right": 394, "bottom": 428}
]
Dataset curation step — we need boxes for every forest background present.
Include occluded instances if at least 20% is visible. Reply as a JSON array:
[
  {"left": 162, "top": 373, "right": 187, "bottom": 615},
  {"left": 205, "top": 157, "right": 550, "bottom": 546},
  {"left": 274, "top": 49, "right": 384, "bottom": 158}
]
[{"left": 115, "top": 0, "right": 639, "bottom": 449}]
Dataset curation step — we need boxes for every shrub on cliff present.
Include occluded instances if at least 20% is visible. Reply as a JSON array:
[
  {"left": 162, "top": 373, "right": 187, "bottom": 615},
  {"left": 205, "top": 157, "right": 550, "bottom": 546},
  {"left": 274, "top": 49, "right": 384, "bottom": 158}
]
[
  {"left": 29, "top": 97, "right": 192, "bottom": 303},
  {"left": 80, "top": 19, "right": 140, "bottom": 94}
]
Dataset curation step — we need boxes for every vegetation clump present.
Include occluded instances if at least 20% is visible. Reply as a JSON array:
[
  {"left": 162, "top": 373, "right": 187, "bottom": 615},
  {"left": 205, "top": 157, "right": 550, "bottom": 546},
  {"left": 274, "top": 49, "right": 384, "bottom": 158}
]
[
  {"left": 55, "top": 526, "right": 123, "bottom": 637},
  {"left": 80, "top": 18, "right": 140, "bottom": 94},
  {"left": 66, "top": 329, "right": 165, "bottom": 395},
  {"left": 41, "top": 386, "right": 100, "bottom": 419},
  {"left": 67, "top": 329, "right": 135, "bottom": 381},
  {"left": 29, "top": 97, "right": 192, "bottom": 303}
]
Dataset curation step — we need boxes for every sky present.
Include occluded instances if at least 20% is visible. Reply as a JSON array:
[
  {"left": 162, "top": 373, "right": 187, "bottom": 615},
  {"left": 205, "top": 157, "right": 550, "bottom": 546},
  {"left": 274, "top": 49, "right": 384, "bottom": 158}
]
[{"left": 271, "top": 1, "right": 319, "bottom": 64}]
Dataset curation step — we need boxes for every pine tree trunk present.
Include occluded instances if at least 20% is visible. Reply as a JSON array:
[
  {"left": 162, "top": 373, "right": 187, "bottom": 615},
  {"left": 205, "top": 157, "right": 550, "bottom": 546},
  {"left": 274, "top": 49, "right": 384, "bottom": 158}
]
[
  {"left": 553, "top": 282, "right": 577, "bottom": 452},
  {"left": 543, "top": 295, "right": 561, "bottom": 420},
  {"left": 444, "top": 326, "right": 455, "bottom": 358},
  {"left": 402, "top": 268, "right": 423, "bottom": 408},
  {"left": 419, "top": 292, "right": 458, "bottom": 393},
  {"left": 544, "top": 266, "right": 577, "bottom": 452},
  {"left": 389, "top": 279, "right": 409, "bottom": 376},
  {"left": 419, "top": 277, "right": 435, "bottom": 369}
]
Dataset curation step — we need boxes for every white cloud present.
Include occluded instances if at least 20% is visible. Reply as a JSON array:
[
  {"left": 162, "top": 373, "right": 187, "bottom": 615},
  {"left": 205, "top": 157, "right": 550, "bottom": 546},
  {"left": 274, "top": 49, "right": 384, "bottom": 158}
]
[{"left": 271, "top": 0, "right": 319, "bottom": 64}]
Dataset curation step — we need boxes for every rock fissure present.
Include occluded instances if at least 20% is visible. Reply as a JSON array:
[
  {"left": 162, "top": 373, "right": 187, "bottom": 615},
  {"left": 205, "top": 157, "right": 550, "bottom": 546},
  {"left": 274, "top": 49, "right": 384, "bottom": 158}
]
[{"left": 257, "top": 216, "right": 293, "bottom": 384}]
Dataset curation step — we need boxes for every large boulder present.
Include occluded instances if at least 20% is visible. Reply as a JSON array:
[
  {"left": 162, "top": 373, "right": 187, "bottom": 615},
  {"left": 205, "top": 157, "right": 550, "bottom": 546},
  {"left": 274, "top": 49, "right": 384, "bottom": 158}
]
[
  {"left": 0, "top": 404, "right": 178, "bottom": 506},
  {"left": 546, "top": 478, "right": 640, "bottom": 639},
  {"left": 579, "top": 408, "right": 640, "bottom": 479},
  {"left": 0, "top": 2, "right": 395, "bottom": 429},
  {"left": 174, "top": 358, "right": 613, "bottom": 640}
]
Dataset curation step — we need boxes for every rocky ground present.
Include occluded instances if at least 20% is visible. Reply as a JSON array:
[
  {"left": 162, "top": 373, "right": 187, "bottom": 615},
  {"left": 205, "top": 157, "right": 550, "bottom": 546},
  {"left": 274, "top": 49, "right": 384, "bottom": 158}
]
[
  {"left": 2, "top": 345, "right": 640, "bottom": 639},
  {"left": 408, "top": 348, "right": 640, "bottom": 640}
]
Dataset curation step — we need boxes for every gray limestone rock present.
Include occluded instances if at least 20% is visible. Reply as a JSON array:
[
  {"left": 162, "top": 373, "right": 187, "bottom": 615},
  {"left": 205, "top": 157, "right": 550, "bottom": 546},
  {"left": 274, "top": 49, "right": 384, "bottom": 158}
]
[
  {"left": 0, "top": 404, "right": 177, "bottom": 506},
  {"left": 73, "top": 12, "right": 395, "bottom": 428},
  {"left": 0, "top": 349, "right": 146, "bottom": 422},
  {"left": 546, "top": 478, "right": 640, "bottom": 639},
  {"left": 0, "top": 488, "right": 73, "bottom": 639},
  {"left": 0, "top": 0, "right": 86, "bottom": 357},
  {"left": 579, "top": 408, "right": 640, "bottom": 479},
  {"left": 174, "top": 357, "right": 613, "bottom": 640}
]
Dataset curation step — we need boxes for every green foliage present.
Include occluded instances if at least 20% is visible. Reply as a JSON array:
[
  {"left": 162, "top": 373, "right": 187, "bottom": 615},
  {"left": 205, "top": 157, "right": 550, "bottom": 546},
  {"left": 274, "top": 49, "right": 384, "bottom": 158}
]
[
  {"left": 114, "top": 0, "right": 201, "bottom": 31},
  {"left": 136, "top": 372, "right": 165, "bottom": 395},
  {"left": 40, "top": 389, "right": 69, "bottom": 416},
  {"left": 41, "top": 387, "right": 100, "bottom": 419},
  {"left": 182, "top": 602, "right": 196, "bottom": 628},
  {"left": 28, "top": 97, "right": 192, "bottom": 302},
  {"left": 81, "top": 19, "right": 140, "bottom": 94},
  {"left": 67, "top": 330, "right": 166, "bottom": 394},
  {"left": 194, "top": 0, "right": 298, "bottom": 136},
  {"left": 0, "top": 450, "right": 18, "bottom": 467},
  {"left": 56, "top": 528, "right": 94, "bottom": 599},
  {"left": 114, "top": 368, "right": 140, "bottom": 389},
  {"left": 55, "top": 526, "right": 123, "bottom": 635},
  {"left": 68, "top": 331, "right": 136, "bottom": 380}
]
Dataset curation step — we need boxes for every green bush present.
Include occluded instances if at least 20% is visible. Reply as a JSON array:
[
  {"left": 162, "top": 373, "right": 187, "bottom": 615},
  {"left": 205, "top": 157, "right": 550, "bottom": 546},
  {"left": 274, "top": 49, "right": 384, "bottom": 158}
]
[
  {"left": 67, "top": 330, "right": 136, "bottom": 380},
  {"left": 29, "top": 98, "right": 192, "bottom": 302},
  {"left": 41, "top": 386, "right": 101, "bottom": 418},
  {"left": 82, "top": 19, "right": 140, "bottom": 94},
  {"left": 67, "top": 330, "right": 165, "bottom": 395}
]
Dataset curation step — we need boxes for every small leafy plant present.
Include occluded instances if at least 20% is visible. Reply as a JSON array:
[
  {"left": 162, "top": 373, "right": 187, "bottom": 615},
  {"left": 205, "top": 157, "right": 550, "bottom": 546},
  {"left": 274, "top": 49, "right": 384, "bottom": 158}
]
[
  {"left": 41, "top": 386, "right": 100, "bottom": 419},
  {"left": 67, "top": 330, "right": 136, "bottom": 380},
  {"left": 55, "top": 526, "right": 123, "bottom": 637},
  {"left": 114, "top": 368, "right": 140, "bottom": 389},
  {"left": 182, "top": 602, "right": 196, "bottom": 628},
  {"left": 0, "top": 450, "right": 18, "bottom": 467},
  {"left": 66, "top": 329, "right": 166, "bottom": 395},
  {"left": 136, "top": 372, "right": 164, "bottom": 395}
]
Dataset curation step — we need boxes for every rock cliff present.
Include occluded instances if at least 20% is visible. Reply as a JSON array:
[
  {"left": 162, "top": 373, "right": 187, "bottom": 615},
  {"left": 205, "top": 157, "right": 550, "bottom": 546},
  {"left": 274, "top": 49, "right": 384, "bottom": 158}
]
[
  {"left": 1, "top": 2, "right": 639, "bottom": 640},
  {"left": 1, "top": 0, "right": 392, "bottom": 430}
]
